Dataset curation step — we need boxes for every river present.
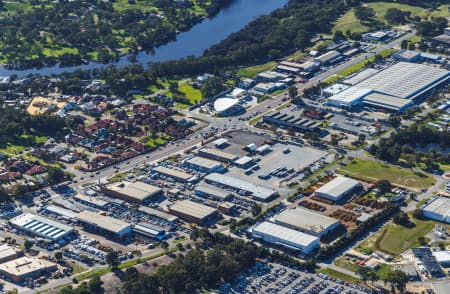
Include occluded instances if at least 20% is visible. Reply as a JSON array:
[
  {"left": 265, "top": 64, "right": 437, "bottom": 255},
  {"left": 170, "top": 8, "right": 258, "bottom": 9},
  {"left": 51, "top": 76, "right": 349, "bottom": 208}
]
[{"left": 0, "top": 0, "right": 288, "bottom": 77}]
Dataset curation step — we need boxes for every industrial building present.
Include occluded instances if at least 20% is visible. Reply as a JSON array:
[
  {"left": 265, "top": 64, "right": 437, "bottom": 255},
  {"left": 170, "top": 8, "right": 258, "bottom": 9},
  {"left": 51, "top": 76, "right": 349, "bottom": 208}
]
[
  {"left": 153, "top": 166, "right": 194, "bottom": 183},
  {"left": 328, "top": 62, "right": 449, "bottom": 112},
  {"left": 263, "top": 110, "right": 321, "bottom": 132},
  {"left": 273, "top": 208, "right": 341, "bottom": 238},
  {"left": 101, "top": 181, "right": 162, "bottom": 204},
  {"left": 0, "top": 257, "right": 57, "bottom": 283},
  {"left": 0, "top": 245, "right": 20, "bottom": 263},
  {"left": 9, "top": 213, "right": 74, "bottom": 241},
  {"left": 422, "top": 197, "right": 450, "bottom": 223},
  {"left": 76, "top": 210, "right": 132, "bottom": 240},
  {"left": 133, "top": 223, "right": 166, "bottom": 240},
  {"left": 168, "top": 200, "right": 219, "bottom": 225},
  {"left": 251, "top": 221, "right": 320, "bottom": 254},
  {"left": 184, "top": 156, "right": 225, "bottom": 173},
  {"left": 74, "top": 194, "right": 109, "bottom": 209},
  {"left": 138, "top": 206, "right": 179, "bottom": 223},
  {"left": 213, "top": 97, "right": 243, "bottom": 116},
  {"left": 198, "top": 147, "right": 238, "bottom": 163},
  {"left": 314, "top": 176, "right": 361, "bottom": 201},
  {"left": 195, "top": 183, "right": 233, "bottom": 201},
  {"left": 204, "top": 173, "right": 278, "bottom": 202},
  {"left": 313, "top": 50, "right": 342, "bottom": 65}
]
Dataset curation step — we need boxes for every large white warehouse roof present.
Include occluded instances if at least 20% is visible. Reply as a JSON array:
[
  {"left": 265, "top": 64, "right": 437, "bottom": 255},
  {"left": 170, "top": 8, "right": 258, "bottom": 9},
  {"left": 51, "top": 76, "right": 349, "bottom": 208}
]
[
  {"left": 252, "top": 221, "right": 319, "bottom": 253},
  {"left": 315, "top": 176, "right": 360, "bottom": 201},
  {"left": 214, "top": 98, "right": 239, "bottom": 113}
]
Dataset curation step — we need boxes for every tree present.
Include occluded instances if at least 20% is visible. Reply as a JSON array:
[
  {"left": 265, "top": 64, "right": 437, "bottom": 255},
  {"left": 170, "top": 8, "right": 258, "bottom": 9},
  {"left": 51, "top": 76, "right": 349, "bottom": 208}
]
[
  {"left": 106, "top": 251, "right": 120, "bottom": 269},
  {"left": 354, "top": 6, "right": 375, "bottom": 21},
  {"left": 55, "top": 251, "right": 63, "bottom": 262},
  {"left": 24, "top": 240, "right": 33, "bottom": 252},
  {"left": 251, "top": 204, "right": 262, "bottom": 216},
  {"left": 288, "top": 86, "right": 298, "bottom": 100},
  {"left": 376, "top": 180, "right": 392, "bottom": 195},
  {"left": 88, "top": 276, "right": 104, "bottom": 293},
  {"left": 381, "top": 269, "right": 409, "bottom": 294},
  {"left": 356, "top": 267, "right": 371, "bottom": 284},
  {"left": 200, "top": 77, "right": 226, "bottom": 100},
  {"left": 400, "top": 40, "right": 408, "bottom": 49},
  {"left": 393, "top": 212, "right": 412, "bottom": 227},
  {"left": 385, "top": 8, "right": 410, "bottom": 24},
  {"left": 161, "top": 241, "right": 169, "bottom": 251},
  {"left": 47, "top": 167, "right": 65, "bottom": 184}
]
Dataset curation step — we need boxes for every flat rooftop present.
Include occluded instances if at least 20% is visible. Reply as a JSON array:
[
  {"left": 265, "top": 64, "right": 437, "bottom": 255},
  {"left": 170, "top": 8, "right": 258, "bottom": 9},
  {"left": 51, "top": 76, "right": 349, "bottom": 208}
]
[
  {"left": 138, "top": 206, "right": 179, "bottom": 223},
  {"left": 105, "top": 181, "right": 162, "bottom": 201},
  {"left": 423, "top": 197, "right": 450, "bottom": 216},
  {"left": 76, "top": 210, "right": 131, "bottom": 234},
  {"left": 196, "top": 183, "right": 232, "bottom": 200},
  {"left": 274, "top": 208, "right": 340, "bottom": 235},
  {"left": 357, "top": 62, "right": 449, "bottom": 99},
  {"left": 342, "top": 68, "right": 379, "bottom": 86},
  {"left": 10, "top": 213, "right": 74, "bottom": 241},
  {"left": 199, "top": 148, "right": 238, "bottom": 162},
  {"left": 154, "top": 166, "right": 193, "bottom": 181},
  {"left": 205, "top": 173, "right": 277, "bottom": 201},
  {"left": 0, "top": 244, "right": 18, "bottom": 261},
  {"left": 252, "top": 221, "right": 319, "bottom": 247},
  {"left": 363, "top": 93, "right": 413, "bottom": 111},
  {"left": 169, "top": 200, "right": 217, "bottom": 220},
  {"left": 74, "top": 194, "right": 109, "bottom": 207},
  {"left": 0, "top": 257, "right": 56, "bottom": 277},
  {"left": 315, "top": 176, "right": 360, "bottom": 198},
  {"left": 185, "top": 156, "right": 223, "bottom": 169}
]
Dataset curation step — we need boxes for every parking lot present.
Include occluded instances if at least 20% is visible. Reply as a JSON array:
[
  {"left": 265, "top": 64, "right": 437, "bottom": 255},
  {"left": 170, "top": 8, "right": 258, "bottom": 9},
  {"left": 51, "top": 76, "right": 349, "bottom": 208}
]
[{"left": 218, "top": 262, "right": 373, "bottom": 294}]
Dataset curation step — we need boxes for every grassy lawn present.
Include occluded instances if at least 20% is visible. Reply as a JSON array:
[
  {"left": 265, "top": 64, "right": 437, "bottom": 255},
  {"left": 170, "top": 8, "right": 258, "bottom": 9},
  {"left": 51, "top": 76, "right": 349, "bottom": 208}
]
[
  {"left": 333, "top": 8, "right": 370, "bottom": 34},
  {"left": 416, "top": 197, "right": 430, "bottom": 208},
  {"left": 70, "top": 263, "right": 87, "bottom": 275},
  {"left": 357, "top": 214, "right": 433, "bottom": 256},
  {"left": 338, "top": 49, "right": 397, "bottom": 77},
  {"left": 317, "top": 268, "right": 360, "bottom": 283},
  {"left": 0, "top": 144, "right": 25, "bottom": 155},
  {"left": 178, "top": 82, "right": 202, "bottom": 105},
  {"left": 338, "top": 158, "right": 435, "bottom": 191},
  {"left": 335, "top": 257, "right": 392, "bottom": 277},
  {"left": 145, "top": 136, "right": 168, "bottom": 148},
  {"left": 333, "top": 2, "right": 450, "bottom": 35},
  {"left": 237, "top": 61, "right": 276, "bottom": 78},
  {"left": 75, "top": 267, "right": 111, "bottom": 281}
]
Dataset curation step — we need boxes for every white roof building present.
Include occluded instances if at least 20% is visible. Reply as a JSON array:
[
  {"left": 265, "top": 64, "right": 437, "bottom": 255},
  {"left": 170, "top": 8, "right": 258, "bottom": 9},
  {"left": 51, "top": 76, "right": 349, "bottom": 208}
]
[
  {"left": 9, "top": 213, "right": 74, "bottom": 241},
  {"left": 251, "top": 221, "right": 320, "bottom": 254},
  {"left": 422, "top": 197, "right": 450, "bottom": 223},
  {"left": 273, "top": 208, "right": 341, "bottom": 237},
  {"left": 314, "top": 176, "right": 361, "bottom": 201},
  {"left": 328, "top": 62, "right": 449, "bottom": 112}
]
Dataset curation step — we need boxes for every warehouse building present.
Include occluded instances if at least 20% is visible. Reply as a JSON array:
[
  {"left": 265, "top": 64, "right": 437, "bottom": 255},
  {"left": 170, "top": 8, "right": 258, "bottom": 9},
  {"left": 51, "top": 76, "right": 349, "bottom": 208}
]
[
  {"left": 328, "top": 62, "right": 449, "bottom": 112},
  {"left": 422, "top": 197, "right": 450, "bottom": 223},
  {"left": 76, "top": 211, "right": 132, "bottom": 240},
  {"left": 263, "top": 110, "right": 321, "bottom": 132},
  {"left": 168, "top": 200, "right": 219, "bottom": 225},
  {"left": 9, "top": 213, "right": 74, "bottom": 242},
  {"left": 101, "top": 181, "right": 162, "bottom": 204},
  {"left": 314, "top": 176, "right": 361, "bottom": 201},
  {"left": 184, "top": 156, "right": 225, "bottom": 173},
  {"left": 74, "top": 194, "right": 109, "bottom": 209},
  {"left": 138, "top": 206, "right": 178, "bottom": 224},
  {"left": 153, "top": 166, "right": 194, "bottom": 183},
  {"left": 195, "top": 183, "right": 233, "bottom": 201},
  {"left": 133, "top": 223, "right": 166, "bottom": 240},
  {"left": 273, "top": 208, "right": 341, "bottom": 238},
  {"left": 0, "top": 257, "right": 57, "bottom": 283},
  {"left": 198, "top": 147, "right": 238, "bottom": 163},
  {"left": 251, "top": 221, "right": 320, "bottom": 254},
  {"left": 204, "top": 173, "right": 278, "bottom": 202},
  {"left": 314, "top": 50, "right": 342, "bottom": 65},
  {"left": 0, "top": 245, "right": 20, "bottom": 264}
]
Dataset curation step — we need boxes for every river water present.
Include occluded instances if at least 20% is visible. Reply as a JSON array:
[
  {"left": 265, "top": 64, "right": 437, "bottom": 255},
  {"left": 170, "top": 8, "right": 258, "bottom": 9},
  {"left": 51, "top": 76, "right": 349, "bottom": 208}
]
[{"left": 0, "top": 0, "right": 288, "bottom": 77}]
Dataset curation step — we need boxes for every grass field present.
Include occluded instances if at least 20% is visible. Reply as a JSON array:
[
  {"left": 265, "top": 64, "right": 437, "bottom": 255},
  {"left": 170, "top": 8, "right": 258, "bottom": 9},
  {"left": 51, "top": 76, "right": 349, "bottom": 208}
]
[
  {"left": 338, "top": 158, "right": 435, "bottom": 191},
  {"left": 317, "top": 268, "right": 360, "bottom": 283},
  {"left": 333, "top": 2, "right": 450, "bottom": 35},
  {"left": 357, "top": 214, "right": 434, "bottom": 255},
  {"left": 178, "top": 82, "right": 202, "bottom": 104},
  {"left": 237, "top": 61, "right": 276, "bottom": 78}
]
